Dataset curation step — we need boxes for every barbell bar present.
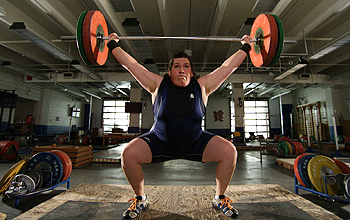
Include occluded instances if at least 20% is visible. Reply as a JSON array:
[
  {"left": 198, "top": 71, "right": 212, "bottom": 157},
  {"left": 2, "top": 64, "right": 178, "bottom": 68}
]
[
  {"left": 63, "top": 35, "right": 297, "bottom": 44},
  {"left": 76, "top": 11, "right": 292, "bottom": 67}
]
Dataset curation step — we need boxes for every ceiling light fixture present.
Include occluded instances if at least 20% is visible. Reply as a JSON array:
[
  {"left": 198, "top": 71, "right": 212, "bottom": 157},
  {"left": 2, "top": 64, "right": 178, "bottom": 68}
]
[
  {"left": 0, "top": 6, "right": 6, "bottom": 16},
  {"left": 270, "top": 90, "right": 291, "bottom": 100},
  {"left": 274, "top": 58, "right": 308, "bottom": 80},
  {"left": 308, "top": 29, "right": 350, "bottom": 60},
  {"left": 1, "top": 61, "right": 49, "bottom": 80},
  {"left": 9, "top": 22, "right": 72, "bottom": 61}
]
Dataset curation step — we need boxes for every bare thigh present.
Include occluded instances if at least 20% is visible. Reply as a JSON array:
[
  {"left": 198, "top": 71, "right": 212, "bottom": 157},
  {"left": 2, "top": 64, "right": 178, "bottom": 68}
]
[
  {"left": 202, "top": 136, "right": 237, "bottom": 163},
  {"left": 121, "top": 138, "right": 152, "bottom": 164}
]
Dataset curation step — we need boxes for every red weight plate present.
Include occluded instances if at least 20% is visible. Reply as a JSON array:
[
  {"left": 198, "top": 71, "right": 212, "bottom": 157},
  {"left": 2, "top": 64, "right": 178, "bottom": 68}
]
[
  {"left": 81, "top": 136, "right": 91, "bottom": 145},
  {"left": 344, "top": 137, "right": 350, "bottom": 144},
  {"left": 296, "top": 142, "right": 301, "bottom": 155},
  {"left": 57, "top": 134, "right": 67, "bottom": 144},
  {"left": 279, "top": 136, "right": 290, "bottom": 142},
  {"left": 294, "top": 153, "right": 310, "bottom": 187},
  {"left": 293, "top": 141, "right": 300, "bottom": 155},
  {"left": 0, "top": 141, "right": 8, "bottom": 156},
  {"left": 0, "top": 141, "right": 19, "bottom": 160},
  {"left": 50, "top": 150, "right": 72, "bottom": 181},
  {"left": 296, "top": 142, "right": 304, "bottom": 155},
  {"left": 333, "top": 159, "right": 350, "bottom": 174},
  {"left": 82, "top": 10, "right": 108, "bottom": 66},
  {"left": 249, "top": 14, "right": 278, "bottom": 67}
]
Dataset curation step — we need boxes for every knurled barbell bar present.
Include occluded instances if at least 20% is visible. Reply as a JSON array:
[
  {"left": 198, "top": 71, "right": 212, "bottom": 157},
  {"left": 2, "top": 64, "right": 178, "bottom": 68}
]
[{"left": 76, "top": 11, "right": 294, "bottom": 67}]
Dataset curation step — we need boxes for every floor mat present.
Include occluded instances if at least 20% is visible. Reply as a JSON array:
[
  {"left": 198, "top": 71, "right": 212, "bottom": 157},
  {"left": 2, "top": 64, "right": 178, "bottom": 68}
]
[
  {"left": 14, "top": 184, "right": 341, "bottom": 220},
  {"left": 39, "top": 200, "right": 314, "bottom": 220}
]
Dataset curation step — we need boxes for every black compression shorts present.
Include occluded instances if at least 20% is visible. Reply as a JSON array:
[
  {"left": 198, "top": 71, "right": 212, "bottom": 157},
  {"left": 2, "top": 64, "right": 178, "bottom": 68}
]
[{"left": 139, "top": 131, "right": 215, "bottom": 163}]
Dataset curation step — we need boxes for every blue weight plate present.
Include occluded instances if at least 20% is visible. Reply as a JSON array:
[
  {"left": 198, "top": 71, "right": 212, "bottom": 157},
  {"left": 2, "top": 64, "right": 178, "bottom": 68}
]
[
  {"left": 26, "top": 152, "right": 63, "bottom": 188},
  {"left": 297, "top": 154, "right": 316, "bottom": 189}
]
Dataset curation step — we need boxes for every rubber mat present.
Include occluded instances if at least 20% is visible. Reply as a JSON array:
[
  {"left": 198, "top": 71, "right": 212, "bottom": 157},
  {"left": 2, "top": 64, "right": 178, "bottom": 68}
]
[{"left": 39, "top": 200, "right": 315, "bottom": 220}]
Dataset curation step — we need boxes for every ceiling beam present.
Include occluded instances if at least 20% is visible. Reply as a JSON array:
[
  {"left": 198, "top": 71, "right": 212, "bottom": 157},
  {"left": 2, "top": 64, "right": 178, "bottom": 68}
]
[
  {"left": 201, "top": 0, "right": 228, "bottom": 71},
  {"left": 157, "top": 0, "right": 174, "bottom": 60}
]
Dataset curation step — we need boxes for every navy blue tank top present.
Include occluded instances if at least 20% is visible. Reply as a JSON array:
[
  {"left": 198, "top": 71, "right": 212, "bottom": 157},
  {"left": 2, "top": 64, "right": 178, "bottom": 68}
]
[{"left": 151, "top": 77, "right": 206, "bottom": 146}]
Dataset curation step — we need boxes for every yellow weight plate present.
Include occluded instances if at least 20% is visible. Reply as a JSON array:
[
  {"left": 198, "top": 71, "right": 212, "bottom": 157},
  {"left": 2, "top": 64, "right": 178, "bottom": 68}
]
[
  {"left": 307, "top": 155, "right": 342, "bottom": 195},
  {"left": 284, "top": 141, "right": 293, "bottom": 155},
  {"left": 0, "top": 159, "right": 28, "bottom": 196}
]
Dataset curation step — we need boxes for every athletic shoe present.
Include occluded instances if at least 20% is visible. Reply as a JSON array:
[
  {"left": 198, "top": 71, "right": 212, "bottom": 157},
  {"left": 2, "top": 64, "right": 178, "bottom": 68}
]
[
  {"left": 212, "top": 195, "right": 239, "bottom": 218},
  {"left": 123, "top": 196, "right": 149, "bottom": 219}
]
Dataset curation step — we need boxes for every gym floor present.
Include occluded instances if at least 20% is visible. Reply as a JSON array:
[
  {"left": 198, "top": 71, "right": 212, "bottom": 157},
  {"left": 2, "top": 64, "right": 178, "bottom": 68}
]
[{"left": 1, "top": 143, "right": 350, "bottom": 219}]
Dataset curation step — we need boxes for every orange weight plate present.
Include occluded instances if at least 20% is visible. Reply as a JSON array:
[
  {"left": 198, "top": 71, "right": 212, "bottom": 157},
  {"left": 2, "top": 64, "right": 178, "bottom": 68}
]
[
  {"left": 50, "top": 150, "right": 72, "bottom": 182},
  {"left": 82, "top": 10, "right": 108, "bottom": 66},
  {"left": 249, "top": 14, "right": 278, "bottom": 67}
]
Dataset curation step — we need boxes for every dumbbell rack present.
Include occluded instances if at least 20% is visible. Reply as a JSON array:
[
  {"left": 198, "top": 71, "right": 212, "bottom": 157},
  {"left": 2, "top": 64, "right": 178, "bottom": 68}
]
[
  {"left": 7, "top": 170, "right": 70, "bottom": 207},
  {"left": 294, "top": 175, "right": 350, "bottom": 203}
]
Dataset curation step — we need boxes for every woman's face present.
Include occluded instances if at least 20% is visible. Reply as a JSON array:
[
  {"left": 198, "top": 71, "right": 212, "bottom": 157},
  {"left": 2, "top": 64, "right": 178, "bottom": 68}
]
[{"left": 168, "top": 57, "right": 193, "bottom": 87}]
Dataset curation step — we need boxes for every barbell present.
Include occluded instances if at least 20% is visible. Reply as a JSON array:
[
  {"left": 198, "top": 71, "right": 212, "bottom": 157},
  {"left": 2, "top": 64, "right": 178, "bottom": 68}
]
[{"left": 76, "top": 10, "right": 292, "bottom": 67}]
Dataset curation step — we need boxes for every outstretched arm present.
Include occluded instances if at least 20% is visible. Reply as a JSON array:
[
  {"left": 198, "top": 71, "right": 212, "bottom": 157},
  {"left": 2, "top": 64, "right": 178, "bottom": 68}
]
[
  {"left": 198, "top": 35, "right": 252, "bottom": 101},
  {"left": 107, "top": 33, "right": 163, "bottom": 94}
]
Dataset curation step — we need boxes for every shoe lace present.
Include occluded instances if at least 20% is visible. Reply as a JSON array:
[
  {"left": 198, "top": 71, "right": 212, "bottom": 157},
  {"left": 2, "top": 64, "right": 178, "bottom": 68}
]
[
  {"left": 127, "top": 198, "right": 138, "bottom": 211},
  {"left": 220, "top": 197, "right": 234, "bottom": 209}
]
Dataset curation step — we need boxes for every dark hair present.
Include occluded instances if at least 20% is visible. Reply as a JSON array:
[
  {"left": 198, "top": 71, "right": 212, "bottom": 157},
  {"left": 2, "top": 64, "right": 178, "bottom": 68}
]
[{"left": 168, "top": 52, "right": 199, "bottom": 78}]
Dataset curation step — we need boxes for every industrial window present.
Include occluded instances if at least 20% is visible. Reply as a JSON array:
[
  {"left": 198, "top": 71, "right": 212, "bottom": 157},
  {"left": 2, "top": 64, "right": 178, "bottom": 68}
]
[
  {"left": 244, "top": 100, "right": 269, "bottom": 139},
  {"left": 102, "top": 100, "right": 130, "bottom": 132}
]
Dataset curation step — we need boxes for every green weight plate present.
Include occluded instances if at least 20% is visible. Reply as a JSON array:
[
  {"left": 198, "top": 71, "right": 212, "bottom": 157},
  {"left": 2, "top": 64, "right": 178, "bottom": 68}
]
[
  {"left": 76, "top": 11, "right": 91, "bottom": 65},
  {"left": 280, "top": 141, "right": 289, "bottom": 156},
  {"left": 269, "top": 14, "right": 284, "bottom": 67},
  {"left": 308, "top": 155, "right": 342, "bottom": 195}
]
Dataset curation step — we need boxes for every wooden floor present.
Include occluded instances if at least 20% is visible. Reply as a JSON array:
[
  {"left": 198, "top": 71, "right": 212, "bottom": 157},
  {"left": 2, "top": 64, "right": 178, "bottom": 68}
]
[{"left": 14, "top": 183, "right": 340, "bottom": 220}]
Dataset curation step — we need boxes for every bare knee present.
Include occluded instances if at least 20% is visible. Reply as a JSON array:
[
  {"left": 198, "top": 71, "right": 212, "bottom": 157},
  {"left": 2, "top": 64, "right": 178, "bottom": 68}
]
[
  {"left": 222, "top": 142, "right": 237, "bottom": 164},
  {"left": 202, "top": 136, "right": 237, "bottom": 163},
  {"left": 121, "top": 138, "right": 152, "bottom": 166}
]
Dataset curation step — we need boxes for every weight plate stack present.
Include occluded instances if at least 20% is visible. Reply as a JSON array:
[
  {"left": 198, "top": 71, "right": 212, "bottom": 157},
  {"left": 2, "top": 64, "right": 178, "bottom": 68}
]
[
  {"left": 76, "top": 11, "right": 91, "bottom": 65},
  {"left": 249, "top": 14, "right": 279, "bottom": 67},
  {"left": 268, "top": 14, "right": 284, "bottom": 67},
  {"left": 25, "top": 152, "right": 63, "bottom": 188},
  {"left": 297, "top": 154, "right": 317, "bottom": 188},
  {"left": 50, "top": 150, "right": 72, "bottom": 182},
  {"left": 82, "top": 10, "right": 108, "bottom": 66}
]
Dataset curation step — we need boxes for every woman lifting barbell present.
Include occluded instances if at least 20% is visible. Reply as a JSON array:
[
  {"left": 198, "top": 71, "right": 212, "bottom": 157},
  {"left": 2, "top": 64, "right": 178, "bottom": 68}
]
[{"left": 107, "top": 32, "right": 252, "bottom": 219}]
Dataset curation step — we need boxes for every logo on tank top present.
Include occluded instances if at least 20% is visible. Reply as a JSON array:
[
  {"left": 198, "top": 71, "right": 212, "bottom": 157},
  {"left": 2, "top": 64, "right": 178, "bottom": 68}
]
[{"left": 190, "top": 94, "right": 194, "bottom": 99}]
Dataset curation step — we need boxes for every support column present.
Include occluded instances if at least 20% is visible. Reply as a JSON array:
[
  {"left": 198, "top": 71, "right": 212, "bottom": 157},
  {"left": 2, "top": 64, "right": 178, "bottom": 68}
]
[
  {"left": 129, "top": 88, "right": 142, "bottom": 133},
  {"left": 233, "top": 83, "right": 245, "bottom": 144}
]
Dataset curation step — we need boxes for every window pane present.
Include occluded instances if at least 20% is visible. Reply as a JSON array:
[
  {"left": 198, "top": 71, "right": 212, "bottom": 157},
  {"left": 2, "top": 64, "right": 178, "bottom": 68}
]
[
  {"left": 244, "top": 101, "right": 255, "bottom": 106},
  {"left": 245, "top": 126, "right": 256, "bottom": 132},
  {"left": 103, "top": 113, "right": 115, "bottom": 118},
  {"left": 255, "top": 107, "right": 268, "bottom": 113},
  {"left": 244, "top": 108, "right": 257, "bottom": 113},
  {"left": 104, "top": 100, "right": 116, "bottom": 106},
  {"left": 243, "top": 100, "right": 269, "bottom": 139},
  {"left": 245, "top": 120, "right": 257, "bottom": 126},
  {"left": 256, "top": 101, "right": 267, "bottom": 106},
  {"left": 103, "top": 107, "right": 116, "bottom": 112}
]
